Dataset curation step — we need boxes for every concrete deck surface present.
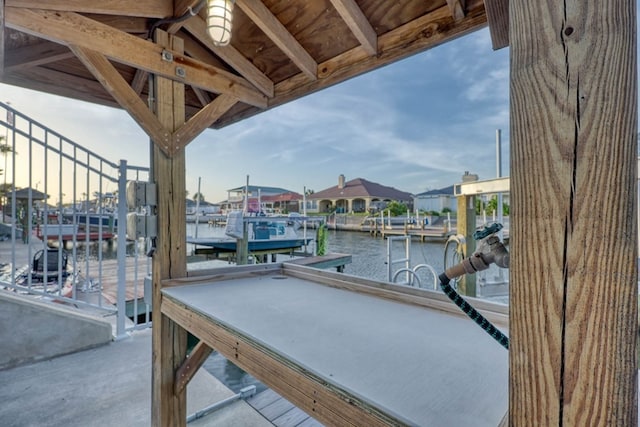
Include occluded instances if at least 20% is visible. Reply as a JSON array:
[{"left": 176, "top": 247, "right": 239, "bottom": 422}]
[{"left": 0, "top": 328, "right": 273, "bottom": 427}]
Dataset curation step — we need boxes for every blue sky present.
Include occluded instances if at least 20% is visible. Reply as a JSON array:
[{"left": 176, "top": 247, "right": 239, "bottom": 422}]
[{"left": 0, "top": 26, "right": 510, "bottom": 203}]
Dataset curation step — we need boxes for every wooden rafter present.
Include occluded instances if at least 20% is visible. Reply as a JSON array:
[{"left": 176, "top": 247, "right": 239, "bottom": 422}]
[
  {"left": 236, "top": 0, "right": 318, "bottom": 81},
  {"left": 191, "top": 87, "right": 212, "bottom": 107},
  {"left": 446, "top": 0, "right": 466, "bottom": 21},
  {"left": 329, "top": 0, "right": 377, "bottom": 56},
  {"left": 5, "top": 7, "right": 268, "bottom": 108},
  {"left": 261, "top": 5, "right": 486, "bottom": 119},
  {"left": 5, "top": 42, "right": 74, "bottom": 72},
  {"left": 5, "top": 0, "right": 173, "bottom": 18},
  {"left": 130, "top": 69, "right": 148, "bottom": 95},
  {"left": 484, "top": 0, "right": 508, "bottom": 50},
  {"left": 69, "top": 45, "right": 172, "bottom": 153},
  {"left": 182, "top": 17, "right": 275, "bottom": 97}
]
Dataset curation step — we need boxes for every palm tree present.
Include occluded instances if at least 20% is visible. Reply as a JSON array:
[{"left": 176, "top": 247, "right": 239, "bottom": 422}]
[{"left": 193, "top": 192, "right": 205, "bottom": 203}]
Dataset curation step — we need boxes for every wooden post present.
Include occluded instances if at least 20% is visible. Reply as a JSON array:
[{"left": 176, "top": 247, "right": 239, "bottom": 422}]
[
  {"left": 510, "top": 1, "right": 637, "bottom": 424},
  {"left": 151, "top": 30, "right": 188, "bottom": 427},
  {"left": 456, "top": 194, "right": 476, "bottom": 296}
]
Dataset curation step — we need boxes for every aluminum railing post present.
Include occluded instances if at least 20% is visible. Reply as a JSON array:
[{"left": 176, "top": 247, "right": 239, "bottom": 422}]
[{"left": 115, "top": 159, "right": 129, "bottom": 340}]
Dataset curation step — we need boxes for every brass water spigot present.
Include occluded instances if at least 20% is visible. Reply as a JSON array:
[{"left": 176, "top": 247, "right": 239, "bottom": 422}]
[{"left": 443, "top": 232, "right": 509, "bottom": 280}]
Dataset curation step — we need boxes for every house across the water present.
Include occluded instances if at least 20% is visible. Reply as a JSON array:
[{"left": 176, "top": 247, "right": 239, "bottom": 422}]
[{"left": 306, "top": 174, "right": 413, "bottom": 214}]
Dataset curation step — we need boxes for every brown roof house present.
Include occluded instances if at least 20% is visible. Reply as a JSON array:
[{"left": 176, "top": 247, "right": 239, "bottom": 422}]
[{"left": 307, "top": 175, "right": 413, "bottom": 213}]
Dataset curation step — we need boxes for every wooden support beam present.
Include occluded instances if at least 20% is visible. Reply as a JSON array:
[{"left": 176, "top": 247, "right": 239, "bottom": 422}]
[
  {"left": 152, "top": 29, "right": 188, "bottom": 427},
  {"left": 329, "top": 0, "right": 377, "bottom": 56},
  {"left": 182, "top": 17, "right": 275, "bottom": 97},
  {"left": 5, "top": 8, "right": 268, "bottom": 108},
  {"left": 455, "top": 194, "right": 476, "bottom": 297},
  {"left": 484, "top": 0, "right": 508, "bottom": 50},
  {"left": 445, "top": 0, "right": 466, "bottom": 21},
  {"left": 0, "top": 0, "right": 4, "bottom": 79},
  {"left": 237, "top": 0, "right": 318, "bottom": 81},
  {"left": 5, "top": 0, "right": 173, "bottom": 18},
  {"left": 510, "top": 1, "right": 637, "bottom": 425},
  {"left": 174, "top": 341, "right": 213, "bottom": 394},
  {"left": 69, "top": 45, "right": 172, "bottom": 155},
  {"left": 130, "top": 69, "right": 148, "bottom": 95},
  {"left": 173, "top": 94, "right": 236, "bottom": 151}
]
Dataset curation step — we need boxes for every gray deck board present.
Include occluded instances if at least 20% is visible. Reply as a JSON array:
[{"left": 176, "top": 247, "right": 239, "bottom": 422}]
[
  {"left": 247, "top": 389, "right": 321, "bottom": 427},
  {"left": 247, "top": 388, "right": 282, "bottom": 410}
]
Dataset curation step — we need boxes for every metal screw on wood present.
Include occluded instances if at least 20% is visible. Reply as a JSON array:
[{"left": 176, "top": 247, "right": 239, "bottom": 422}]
[
  {"left": 161, "top": 50, "right": 173, "bottom": 62},
  {"left": 176, "top": 67, "right": 186, "bottom": 78}
]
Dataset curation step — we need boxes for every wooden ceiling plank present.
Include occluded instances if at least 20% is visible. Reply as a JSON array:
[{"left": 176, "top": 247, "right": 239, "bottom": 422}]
[
  {"left": 173, "top": 94, "right": 237, "bottom": 150},
  {"left": 236, "top": 0, "right": 318, "bottom": 81},
  {"left": 182, "top": 17, "right": 274, "bottom": 97},
  {"left": 5, "top": 7, "right": 267, "bottom": 108},
  {"left": 484, "top": 0, "right": 508, "bottom": 50},
  {"left": 69, "top": 44, "right": 171, "bottom": 151},
  {"left": 3, "top": 70, "right": 121, "bottom": 108},
  {"left": 5, "top": 42, "right": 74, "bottom": 72},
  {"left": 446, "top": 0, "right": 467, "bottom": 21},
  {"left": 5, "top": 0, "right": 173, "bottom": 19},
  {"left": 329, "top": 0, "right": 377, "bottom": 56}
]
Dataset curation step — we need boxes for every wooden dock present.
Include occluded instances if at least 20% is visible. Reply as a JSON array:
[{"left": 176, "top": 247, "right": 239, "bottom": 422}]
[
  {"left": 246, "top": 388, "right": 323, "bottom": 427},
  {"left": 80, "top": 257, "right": 150, "bottom": 312}
]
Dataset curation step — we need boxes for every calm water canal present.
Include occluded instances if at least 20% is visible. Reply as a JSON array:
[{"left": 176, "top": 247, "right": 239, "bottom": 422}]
[{"left": 188, "top": 222, "right": 450, "bottom": 395}]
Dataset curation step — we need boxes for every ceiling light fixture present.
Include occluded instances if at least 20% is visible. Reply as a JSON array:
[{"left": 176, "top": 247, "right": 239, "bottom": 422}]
[{"left": 207, "top": 0, "right": 234, "bottom": 46}]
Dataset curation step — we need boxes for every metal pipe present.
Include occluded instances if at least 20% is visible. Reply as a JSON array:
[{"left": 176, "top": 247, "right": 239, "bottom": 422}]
[{"left": 186, "top": 385, "right": 256, "bottom": 423}]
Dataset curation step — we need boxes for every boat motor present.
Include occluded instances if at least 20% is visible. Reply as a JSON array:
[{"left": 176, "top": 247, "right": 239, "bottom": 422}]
[{"left": 438, "top": 223, "right": 510, "bottom": 349}]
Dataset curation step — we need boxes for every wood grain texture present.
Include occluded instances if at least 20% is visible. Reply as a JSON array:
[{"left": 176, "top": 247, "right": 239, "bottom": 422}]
[
  {"left": 484, "top": 0, "right": 508, "bottom": 50},
  {"left": 5, "top": 8, "right": 267, "bottom": 108},
  {"left": 5, "top": 0, "right": 173, "bottom": 18},
  {"left": 0, "top": 0, "right": 4, "bottom": 79},
  {"left": 237, "top": 0, "right": 318, "bottom": 80},
  {"left": 329, "top": 0, "right": 377, "bottom": 55},
  {"left": 151, "top": 30, "right": 188, "bottom": 427},
  {"left": 510, "top": 1, "right": 637, "bottom": 425}
]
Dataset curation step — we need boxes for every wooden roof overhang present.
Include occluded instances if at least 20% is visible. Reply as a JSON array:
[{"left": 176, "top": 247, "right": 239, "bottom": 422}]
[{"left": 0, "top": 0, "right": 508, "bottom": 156}]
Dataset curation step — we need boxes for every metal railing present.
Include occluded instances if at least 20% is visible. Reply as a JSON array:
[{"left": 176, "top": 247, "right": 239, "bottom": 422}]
[{"left": 0, "top": 102, "right": 151, "bottom": 338}]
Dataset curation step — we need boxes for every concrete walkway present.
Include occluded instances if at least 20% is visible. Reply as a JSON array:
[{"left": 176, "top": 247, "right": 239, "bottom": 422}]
[{"left": 0, "top": 328, "right": 273, "bottom": 427}]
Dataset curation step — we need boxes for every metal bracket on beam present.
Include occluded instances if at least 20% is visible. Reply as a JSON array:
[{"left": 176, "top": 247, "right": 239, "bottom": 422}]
[{"left": 161, "top": 49, "right": 173, "bottom": 62}]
